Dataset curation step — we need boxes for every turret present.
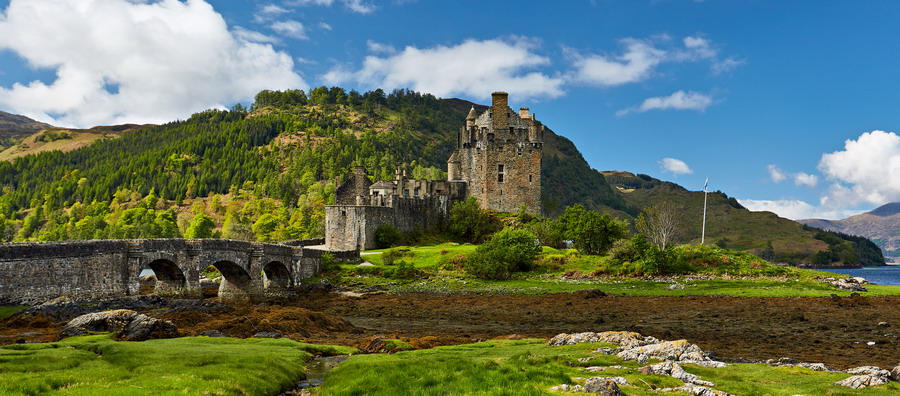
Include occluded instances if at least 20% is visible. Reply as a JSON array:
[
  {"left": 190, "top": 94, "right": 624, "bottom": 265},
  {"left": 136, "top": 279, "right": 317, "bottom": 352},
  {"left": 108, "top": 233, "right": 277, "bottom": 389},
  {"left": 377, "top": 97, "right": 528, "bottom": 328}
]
[{"left": 466, "top": 106, "right": 477, "bottom": 128}]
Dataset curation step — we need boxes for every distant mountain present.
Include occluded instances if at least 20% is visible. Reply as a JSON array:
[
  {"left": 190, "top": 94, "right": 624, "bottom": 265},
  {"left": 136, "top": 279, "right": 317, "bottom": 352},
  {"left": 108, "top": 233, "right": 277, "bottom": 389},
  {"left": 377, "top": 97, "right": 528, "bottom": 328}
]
[
  {"left": 0, "top": 111, "right": 53, "bottom": 149},
  {"left": 799, "top": 202, "right": 900, "bottom": 263}
]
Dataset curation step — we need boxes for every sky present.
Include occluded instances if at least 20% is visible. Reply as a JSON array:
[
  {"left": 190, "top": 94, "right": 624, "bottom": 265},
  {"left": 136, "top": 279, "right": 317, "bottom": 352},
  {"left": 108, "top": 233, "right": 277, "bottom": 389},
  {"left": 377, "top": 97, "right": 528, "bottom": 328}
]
[{"left": 1, "top": 0, "right": 900, "bottom": 221}]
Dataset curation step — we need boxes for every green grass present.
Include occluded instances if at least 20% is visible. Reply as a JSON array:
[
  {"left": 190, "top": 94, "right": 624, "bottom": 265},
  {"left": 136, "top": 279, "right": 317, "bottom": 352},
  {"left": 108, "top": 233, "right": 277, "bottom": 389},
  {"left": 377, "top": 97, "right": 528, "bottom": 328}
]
[
  {"left": 0, "top": 334, "right": 356, "bottom": 395},
  {"left": 317, "top": 338, "right": 900, "bottom": 395},
  {"left": 319, "top": 243, "right": 900, "bottom": 297},
  {"left": 0, "top": 305, "right": 26, "bottom": 319}
]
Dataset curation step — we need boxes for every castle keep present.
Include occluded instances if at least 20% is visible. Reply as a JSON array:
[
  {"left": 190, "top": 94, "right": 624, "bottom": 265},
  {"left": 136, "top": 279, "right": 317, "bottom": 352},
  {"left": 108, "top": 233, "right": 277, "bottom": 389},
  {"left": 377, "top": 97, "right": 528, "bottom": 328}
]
[{"left": 325, "top": 92, "right": 544, "bottom": 250}]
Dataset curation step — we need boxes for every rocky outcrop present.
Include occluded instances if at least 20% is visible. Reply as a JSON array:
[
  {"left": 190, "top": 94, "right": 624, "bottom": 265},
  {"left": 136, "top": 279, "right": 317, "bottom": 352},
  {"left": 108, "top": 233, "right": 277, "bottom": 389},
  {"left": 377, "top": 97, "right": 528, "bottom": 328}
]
[
  {"left": 823, "top": 277, "right": 868, "bottom": 292},
  {"left": 833, "top": 375, "right": 890, "bottom": 389},
  {"left": 640, "top": 361, "right": 715, "bottom": 387},
  {"left": 61, "top": 309, "right": 178, "bottom": 341},
  {"left": 582, "top": 377, "right": 625, "bottom": 395},
  {"left": 549, "top": 331, "right": 725, "bottom": 368}
]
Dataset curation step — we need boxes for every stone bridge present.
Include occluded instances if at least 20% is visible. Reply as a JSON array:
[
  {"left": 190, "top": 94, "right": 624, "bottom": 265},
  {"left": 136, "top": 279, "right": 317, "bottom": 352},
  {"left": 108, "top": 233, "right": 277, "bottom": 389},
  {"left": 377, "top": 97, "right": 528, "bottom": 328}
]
[{"left": 0, "top": 239, "right": 358, "bottom": 304}]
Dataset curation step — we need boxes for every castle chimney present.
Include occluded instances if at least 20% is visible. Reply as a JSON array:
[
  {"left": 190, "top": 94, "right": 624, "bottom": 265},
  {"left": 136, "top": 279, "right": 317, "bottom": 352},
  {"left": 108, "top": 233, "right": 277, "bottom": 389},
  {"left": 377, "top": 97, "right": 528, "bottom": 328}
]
[
  {"left": 519, "top": 107, "right": 529, "bottom": 118},
  {"left": 491, "top": 92, "right": 508, "bottom": 133}
]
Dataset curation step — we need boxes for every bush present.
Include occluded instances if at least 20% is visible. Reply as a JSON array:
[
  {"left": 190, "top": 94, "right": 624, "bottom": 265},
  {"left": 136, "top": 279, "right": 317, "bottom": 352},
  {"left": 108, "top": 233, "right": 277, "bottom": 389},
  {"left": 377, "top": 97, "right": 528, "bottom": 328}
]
[
  {"left": 463, "top": 228, "right": 541, "bottom": 279},
  {"left": 558, "top": 204, "right": 628, "bottom": 255},
  {"left": 374, "top": 224, "right": 403, "bottom": 248},
  {"left": 381, "top": 248, "right": 409, "bottom": 266},
  {"left": 385, "top": 261, "right": 420, "bottom": 279}
]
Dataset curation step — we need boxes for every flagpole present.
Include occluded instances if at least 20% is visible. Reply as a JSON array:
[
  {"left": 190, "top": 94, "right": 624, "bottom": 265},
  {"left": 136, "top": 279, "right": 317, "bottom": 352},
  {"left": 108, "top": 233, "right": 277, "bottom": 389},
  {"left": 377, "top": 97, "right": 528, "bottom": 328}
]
[{"left": 701, "top": 178, "right": 708, "bottom": 245}]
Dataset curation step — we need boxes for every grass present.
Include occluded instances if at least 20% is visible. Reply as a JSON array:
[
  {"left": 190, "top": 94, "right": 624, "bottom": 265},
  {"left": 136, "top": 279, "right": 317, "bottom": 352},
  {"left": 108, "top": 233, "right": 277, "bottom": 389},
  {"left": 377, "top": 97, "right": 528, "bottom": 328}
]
[
  {"left": 0, "top": 334, "right": 356, "bottom": 395},
  {"left": 0, "top": 305, "right": 26, "bottom": 319},
  {"left": 320, "top": 242, "right": 900, "bottom": 297},
  {"left": 317, "top": 338, "right": 900, "bottom": 395}
]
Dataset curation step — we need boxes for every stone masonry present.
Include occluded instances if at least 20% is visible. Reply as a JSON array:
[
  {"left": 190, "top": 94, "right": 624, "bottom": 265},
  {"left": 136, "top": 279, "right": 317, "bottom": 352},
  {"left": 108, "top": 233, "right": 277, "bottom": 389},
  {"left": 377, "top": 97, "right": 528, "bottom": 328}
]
[
  {"left": 325, "top": 92, "right": 543, "bottom": 250},
  {"left": 0, "top": 238, "right": 358, "bottom": 304}
]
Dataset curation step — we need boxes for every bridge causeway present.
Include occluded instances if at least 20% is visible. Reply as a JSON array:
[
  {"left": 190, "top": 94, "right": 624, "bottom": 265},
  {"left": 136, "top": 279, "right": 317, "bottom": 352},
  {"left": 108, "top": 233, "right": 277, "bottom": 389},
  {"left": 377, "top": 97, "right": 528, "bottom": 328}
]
[{"left": 0, "top": 238, "right": 358, "bottom": 304}]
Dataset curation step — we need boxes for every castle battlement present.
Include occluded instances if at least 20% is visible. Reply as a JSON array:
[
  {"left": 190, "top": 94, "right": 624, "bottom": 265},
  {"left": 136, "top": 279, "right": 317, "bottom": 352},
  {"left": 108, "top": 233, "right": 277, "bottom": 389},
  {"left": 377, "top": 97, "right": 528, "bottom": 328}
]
[{"left": 325, "top": 92, "right": 542, "bottom": 250}]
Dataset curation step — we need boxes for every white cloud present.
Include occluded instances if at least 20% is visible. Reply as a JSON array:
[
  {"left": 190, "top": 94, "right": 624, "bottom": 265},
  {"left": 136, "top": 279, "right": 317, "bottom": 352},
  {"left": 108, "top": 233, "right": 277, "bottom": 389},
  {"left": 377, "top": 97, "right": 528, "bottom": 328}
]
[
  {"left": 659, "top": 157, "right": 693, "bottom": 175},
  {"left": 617, "top": 90, "right": 713, "bottom": 116},
  {"left": 323, "top": 37, "right": 565, "bottom": 100},
  {"left": 818, "top": 130, "right": 900, "bottom": 208},
  {"left": 286, "top": 0, "right": 374, "bottom": 14},
  {"left": 271, "top": 20, "right": 307, "bottom": 39},
  {"left": 570, "top": 35, "right": 737, "bottom": 86},
  {"left": 0, "top": 0, "right": 304, "bottom": 127},
  {"left": 794, "top": 172, "right": 818, "bottom": 188},
  {"left": 318, "top": 22, "right": 332, "bottom": 31},
  {"left": 254, "top": 4, "right": 290, "bottom": 22},
  {"left": 739, "top": 199, "right": 863, "bottom": 220},
  {"left": 570, "top": 38, "right": 665, "bottom": 86},
  {"left": 767, "top": 164, "right": 787, "bottom": 183},
  {"left": 233, "top": 26, "right": 280, "bottom": 44},
  {"left": 366, "top": 40, "right": 396, "bottom": 54}
]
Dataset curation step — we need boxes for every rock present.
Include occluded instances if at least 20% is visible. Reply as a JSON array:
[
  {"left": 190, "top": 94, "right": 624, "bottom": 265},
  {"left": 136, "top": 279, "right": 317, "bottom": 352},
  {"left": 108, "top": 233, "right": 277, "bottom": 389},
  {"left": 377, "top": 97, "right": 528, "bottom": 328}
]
[
  {"left": 199, "top": 330, "right": 228, "bottom": 337},
  {"left": 667, "top": 282, "right": 685, "bottom": 290},
  {"left": 845, "top": 366, "right": 890, "bottom": 377},
  {"left": 890, "top": 365, "right": 900, "bottom": 382},
  {"left": 831, "top": 277, "right": 867, "bottom": 292},
  {"left": 549, "top": 384, "right": 583, "bottom": 392},
  {"left": 548, "top": 331, "right": 653, "bottom": 348},
  {"left": 852, "top": 277, "right": 868, "bottom": 284},
  {"left": 794, "top": 362, "right": 837, "bottom": 372},
  {"left": 253, "top": 331, "right": 282, "bottom": 339},
  {"left": 583, "top": 377, "right": 624, "bottom": 395},
  {"left": 640, "top": 361, "right": 714, "bottom": 386},
  {"left": 660, "top": 384, "right": 735, "bottom": 396},
  {"left": 357, "top": 262, "right": 375, "bottom": 267},
  {"left": 833, "top": 375, "right": 889, "bottom": 389},
  {"left": 573, "top": 289, "right": 607, "bottom": 298},
  {"left": 878, "top": 321, "right": 890, "bottom": 327},
  {"left": 61, "top": 309, "right": 178, "bottom": 341}
]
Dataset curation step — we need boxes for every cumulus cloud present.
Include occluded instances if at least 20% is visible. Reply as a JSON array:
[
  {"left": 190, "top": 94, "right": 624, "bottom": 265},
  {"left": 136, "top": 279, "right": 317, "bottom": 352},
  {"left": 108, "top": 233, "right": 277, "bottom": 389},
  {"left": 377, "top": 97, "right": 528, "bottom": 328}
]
[
  {"left": 318, "top": 22, "right": 333, "bottom": 31},
  {"left": 323, "top": 37, "right": 565, "bottom": 100},
  {"left": 767, "top": 164, "right": 787, "bottom": 183},
  {"left": 286, "top": 0, "right": 375, "bottom": 14},
  {"left": 366, "top": 40, "right": 396, "bottom": 54},
  {"left": 659, "top": 158, "right": 693, "bottom": 175},
  {"left": 818, "top": 130, "right": 900, "bottom": 208},
  {"left": 570, "top": 35, "right": 737, "bottom": 86},
  {"left": 794, "top": 172, "right": 818, "bottom": 188},
  {"left": 616, "top": 90, "right": 713, "bottom": 116},
  {"left": 271, "top": 20, "right": 308, "bottom": 39},
  {"left": 0, "top": 0, "right": 304, "bottom": 127},
  {"left": 254, "top": 3, "right": 290, "bottom": 22}
]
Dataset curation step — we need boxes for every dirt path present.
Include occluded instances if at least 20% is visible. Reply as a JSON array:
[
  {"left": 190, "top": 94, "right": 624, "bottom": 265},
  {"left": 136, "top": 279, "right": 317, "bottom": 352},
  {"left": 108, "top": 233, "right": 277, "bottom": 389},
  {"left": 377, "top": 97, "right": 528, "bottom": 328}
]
[{"left": 294, "top": 292, "right": 900, "bottom": 369}]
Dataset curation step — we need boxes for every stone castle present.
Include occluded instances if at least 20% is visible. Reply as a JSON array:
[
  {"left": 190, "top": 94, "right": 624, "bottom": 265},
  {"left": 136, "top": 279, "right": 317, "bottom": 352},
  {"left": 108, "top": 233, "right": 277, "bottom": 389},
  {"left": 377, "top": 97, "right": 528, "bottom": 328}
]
[{"left": 325, "top": 92, "right": 544, "bottom": 250}]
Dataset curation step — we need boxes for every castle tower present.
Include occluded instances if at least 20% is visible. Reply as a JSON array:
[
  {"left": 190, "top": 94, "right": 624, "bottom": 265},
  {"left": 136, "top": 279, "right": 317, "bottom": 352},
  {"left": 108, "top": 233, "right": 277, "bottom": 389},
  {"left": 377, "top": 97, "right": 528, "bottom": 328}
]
[{"left": 447, "top": 92, "right": 543, "bottom": 215}]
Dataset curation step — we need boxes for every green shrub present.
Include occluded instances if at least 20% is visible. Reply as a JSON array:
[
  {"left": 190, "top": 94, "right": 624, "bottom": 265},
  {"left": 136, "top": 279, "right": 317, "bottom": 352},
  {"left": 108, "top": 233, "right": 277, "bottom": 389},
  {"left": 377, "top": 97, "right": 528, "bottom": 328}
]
[
  {"left": 464, "top": 228, "right": 540, "bottom": 279},
  {"left": 381, "top": 248, "right": 408, "bottom": 265},
  {"left": 374, "top": 224, "right": 403, "bottom": 248},
  {"left": 385, "top": 261, "right": 420, "bottom": 279}
]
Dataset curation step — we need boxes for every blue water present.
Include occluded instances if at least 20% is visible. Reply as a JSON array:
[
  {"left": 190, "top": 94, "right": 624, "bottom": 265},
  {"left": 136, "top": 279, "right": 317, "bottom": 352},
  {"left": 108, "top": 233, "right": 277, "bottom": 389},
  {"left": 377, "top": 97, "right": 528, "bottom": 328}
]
[{"left": 815, "top": 266, "right": 900, "bottom": 285}]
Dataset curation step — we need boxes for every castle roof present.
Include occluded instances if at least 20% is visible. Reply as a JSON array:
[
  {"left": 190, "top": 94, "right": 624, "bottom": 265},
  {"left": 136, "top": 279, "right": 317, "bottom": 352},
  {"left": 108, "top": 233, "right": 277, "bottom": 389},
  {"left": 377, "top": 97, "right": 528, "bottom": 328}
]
[
  {"left": 466, "top": 106, "right": 478, "bottom": 120},
  {"left": 447, "top": 151, "right": 460, "bottom": 162},
  {"left": 370, "top": 180, "right": 395, "bottom": 189}
]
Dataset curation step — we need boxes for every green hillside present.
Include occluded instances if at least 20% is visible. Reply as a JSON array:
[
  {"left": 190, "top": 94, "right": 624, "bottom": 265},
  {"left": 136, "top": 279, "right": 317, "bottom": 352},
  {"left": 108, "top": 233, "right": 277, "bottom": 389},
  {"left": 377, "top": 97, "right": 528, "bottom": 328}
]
[
  {"left": 0, "top": 87, "right": 882, "bottom": 266},
  {"left": 602, "top": 171, "right": 884, "bottom": 266}
]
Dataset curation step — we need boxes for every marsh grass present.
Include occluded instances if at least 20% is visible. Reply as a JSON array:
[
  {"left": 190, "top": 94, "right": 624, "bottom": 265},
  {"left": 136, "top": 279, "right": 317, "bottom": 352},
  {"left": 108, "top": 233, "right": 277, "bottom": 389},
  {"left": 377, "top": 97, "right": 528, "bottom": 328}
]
[
  {"left": 0, "top": 305, "right": 26, "bottom": 319},
  {"left": 0, "top": 334, "right": 355, "bottom": 395},
  {"left": 317, "top": 339, "right": 900, "bottom": 396}
]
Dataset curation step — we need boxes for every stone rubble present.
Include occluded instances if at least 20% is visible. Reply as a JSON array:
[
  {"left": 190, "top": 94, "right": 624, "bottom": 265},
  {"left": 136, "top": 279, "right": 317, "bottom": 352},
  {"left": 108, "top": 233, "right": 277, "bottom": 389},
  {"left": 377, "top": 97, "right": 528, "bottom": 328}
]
[
  {"left": 824, "top": 276, "right": 868, "bottom": 292},
  {"left": 658, "top": 383, "right": 735, "bottom": 396},
  {"left": 61, "top": 309, "right": 178, "bottom": 341},
  {"left": 640, "top": 361, "right": 715, "bottom": 387}
]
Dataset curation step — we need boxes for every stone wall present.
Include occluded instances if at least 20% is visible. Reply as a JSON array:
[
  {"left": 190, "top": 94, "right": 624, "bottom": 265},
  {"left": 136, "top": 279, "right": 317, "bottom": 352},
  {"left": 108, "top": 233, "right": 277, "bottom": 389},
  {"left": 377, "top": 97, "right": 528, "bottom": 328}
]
[{"left": 0, "top": 238, "right": 357, "bottom": 304}]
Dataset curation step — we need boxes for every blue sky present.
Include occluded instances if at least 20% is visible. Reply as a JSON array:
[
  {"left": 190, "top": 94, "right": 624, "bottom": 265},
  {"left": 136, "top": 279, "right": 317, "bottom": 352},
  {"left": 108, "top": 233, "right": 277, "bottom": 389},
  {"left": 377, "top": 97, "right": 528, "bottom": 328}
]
[{"left": 2, "top": 0, "right": 900, "bottom": 220}]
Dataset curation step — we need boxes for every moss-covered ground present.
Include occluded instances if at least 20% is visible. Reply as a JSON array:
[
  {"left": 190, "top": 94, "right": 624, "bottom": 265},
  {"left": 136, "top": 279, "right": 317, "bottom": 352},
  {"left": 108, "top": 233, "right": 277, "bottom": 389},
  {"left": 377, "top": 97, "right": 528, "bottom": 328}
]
[
  {"left": 317, "top": 338, "right": 900, "bottom": 395},
  {"left": 0, "top": 334, "right": 356, "bottom": 395},
  {"left": 322, "top": 243, "right": 900, "bottom": 297}
]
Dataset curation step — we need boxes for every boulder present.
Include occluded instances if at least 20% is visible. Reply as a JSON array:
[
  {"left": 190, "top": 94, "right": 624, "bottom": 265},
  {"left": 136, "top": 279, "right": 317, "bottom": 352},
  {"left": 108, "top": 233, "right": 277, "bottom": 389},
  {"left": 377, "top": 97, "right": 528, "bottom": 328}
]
[
  {"left": 199, "top": 330, "right": 228, "bottom": 337},
  {"left": 253, "top": 331, "right": 283, "bottom": 339},
  {"left": 661, "top": 384, "right": 735, "bottom": 396},
  {"left": 583, "top": 377, "right": 624, "bottom": 395},
  {"left": 548, "top": 331, "right": 653, "bottom": 348},
  {"left": 640, "top": 361, "right": 714, "bottom": 387},
  {"left": 832, "top": 278, "right": 867, "bottom": 292},
  {"left": 846, "top": 366, "right": 890, "bottom": 377},
  {"left": 833, "top": 375, "right": 889, "bottom": 389},
  {"left": 617, "top": 339, "right": 706, "bottom": 362},
  {"left": 61, "top": 309, "right": 178, "bottom": 341},
  {"left": 890, "top": 365, "right": 900, "bottom": 382}
]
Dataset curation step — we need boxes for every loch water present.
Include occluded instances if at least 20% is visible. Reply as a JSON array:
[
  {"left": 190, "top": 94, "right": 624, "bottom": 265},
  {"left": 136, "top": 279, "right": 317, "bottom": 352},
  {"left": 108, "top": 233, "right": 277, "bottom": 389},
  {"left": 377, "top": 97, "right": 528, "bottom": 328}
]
[{"left": 814, "top": 266, "right": 900, "bottom": 285}]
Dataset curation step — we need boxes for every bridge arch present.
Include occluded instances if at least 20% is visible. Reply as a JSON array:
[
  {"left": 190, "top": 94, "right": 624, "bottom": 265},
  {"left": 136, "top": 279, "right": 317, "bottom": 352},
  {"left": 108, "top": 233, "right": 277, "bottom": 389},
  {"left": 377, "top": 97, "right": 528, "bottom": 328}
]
[
  {"left": 211, "top": 260, "right": 254, "bottom": 302},
  {"left": 262, "top": 261, "right": 292, "bottom": 289},
  {"left": 143, "top": 259, "right": 187, "bottom": 295}
]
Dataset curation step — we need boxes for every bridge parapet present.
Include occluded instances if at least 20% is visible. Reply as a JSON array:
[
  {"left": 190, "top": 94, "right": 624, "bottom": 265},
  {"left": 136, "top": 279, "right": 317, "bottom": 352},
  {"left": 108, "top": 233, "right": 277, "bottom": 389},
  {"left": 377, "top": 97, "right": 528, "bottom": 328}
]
[{"left": 0, "top": 238, "right": 359, "bottom": 304}]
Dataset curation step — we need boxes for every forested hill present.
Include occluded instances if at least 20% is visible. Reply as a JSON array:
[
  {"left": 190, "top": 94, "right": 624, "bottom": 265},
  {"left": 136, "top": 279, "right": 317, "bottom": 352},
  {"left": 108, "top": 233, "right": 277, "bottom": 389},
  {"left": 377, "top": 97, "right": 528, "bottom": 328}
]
[
  {"left": 0, "top": 111, "right": 52, "bottom": 150},
  {"left": 0, "top": 87, "right": 620, "bottom": 243},
  {"left": 602, "top": 171, "right": 885, "bottom": 267}
]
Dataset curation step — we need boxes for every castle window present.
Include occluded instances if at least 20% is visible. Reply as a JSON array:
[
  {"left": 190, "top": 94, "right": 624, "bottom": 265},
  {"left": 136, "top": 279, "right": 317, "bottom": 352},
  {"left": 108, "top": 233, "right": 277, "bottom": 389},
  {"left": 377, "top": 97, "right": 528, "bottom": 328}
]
[
  {"left": 498, "top": 164, "right": 505, "bottom": 183},
  {"left": 529, "top": 174, "right": 532, "bottom": 183},
  {"left": 404, "top": 189, "right": 410, "bottom": 196},
  {"left": 414, "top": 187, "right": 420, "bottom": 197}
]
